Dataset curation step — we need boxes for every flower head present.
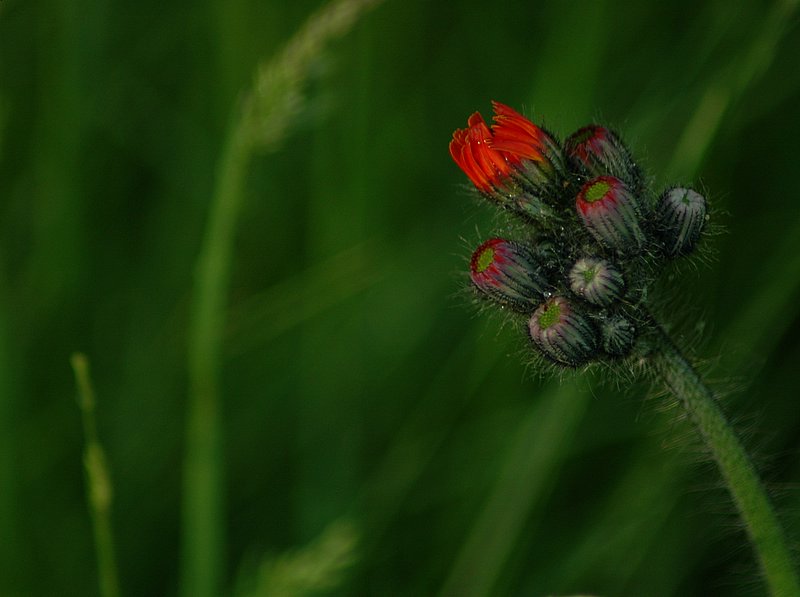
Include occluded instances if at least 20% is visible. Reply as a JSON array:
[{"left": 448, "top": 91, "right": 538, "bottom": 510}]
[
  {"left": 470, "top": 238, "right": 549, "bottom": 311},
  {"left": 450, "top": 102, "right": 564, "bottom": 218},
  {"left": 450, "top": 112, "right": 515, "bottom": 195},
  {"left": 576, "top": 176, "right": 645, "bottom": 253},
  {"left": 450, "top": 102, "right": 711, "bottom": 370}
]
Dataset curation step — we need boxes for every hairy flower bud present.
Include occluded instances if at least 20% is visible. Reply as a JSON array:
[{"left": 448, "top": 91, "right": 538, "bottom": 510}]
[
  {"left": 528, "top": 297, "right": 599, "bottom": 366},
  {"left": 576, "top": 176, "right": 645, "bottom": 253},
  {"left": 600, "top": 315, "right": 636, "bottom": 356},
  {"left": 564, "top": 125, "right": 642, "bottom": 189},
  {"left": 489, "top": 101, "right": 565, "bottom": 195},
  {"left": 450, "top": 102, "right": 565, "bottom": 219},
  {"left": 568, "top": 257, "right": 625, "bottom": 306},
  {"left": 657, "top": 187, "right": 707, "bottom": 257},
  {"left": 470, "top": 238, "right": 549, "bottom": 311}
]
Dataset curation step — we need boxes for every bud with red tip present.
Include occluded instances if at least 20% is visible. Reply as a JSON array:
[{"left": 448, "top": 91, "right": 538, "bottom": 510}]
[
  {"left": 528, "top": 297, "right": 599, "bottom": 366},
  {"left": 489, "top": 101, "right": 565, "bottom": 193},
  {"left": 568, "top": 257, "right": 625, "bottom": 306},
  {"left": 470, "top": 238, "right": 549, "bottom": 311},
  {"left": 565, "top": 125, "right": 642, "bottom": 189},
  {"left": 576, "top": 176, "right": 645, "bottom": 253},
  {"left": 657, "top": 187, "right": 707, "bottom": 257},
  {"left": 450, "top": 102, "right": 565, "bottom": 219}
]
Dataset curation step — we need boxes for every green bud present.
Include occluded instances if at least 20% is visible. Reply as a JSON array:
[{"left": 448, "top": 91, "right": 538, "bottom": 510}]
[
  {"left": 657, "top": 187, "right": 707, "bottom": 257},
  {"left": 569, "top": 257, "right": 625, "bottom": 306},
  {"left": 600, "top": 316, "right": 637, "bottom": 357}
]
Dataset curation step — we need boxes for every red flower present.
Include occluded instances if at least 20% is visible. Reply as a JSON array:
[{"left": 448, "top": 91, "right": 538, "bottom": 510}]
[
  {"left": 450, "top": 102, "right": 562, "bottom": 200},
  {"left": 489, "top": 101, "right": 552, "bottom": 165},
  {"left": 450, "top": 112, "right": 514, "bottom": 194}
]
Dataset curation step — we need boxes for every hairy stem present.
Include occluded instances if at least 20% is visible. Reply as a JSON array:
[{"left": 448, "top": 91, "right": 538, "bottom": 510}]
[{"left": 648, "top": 324, "right": 799, "bottom": 596}]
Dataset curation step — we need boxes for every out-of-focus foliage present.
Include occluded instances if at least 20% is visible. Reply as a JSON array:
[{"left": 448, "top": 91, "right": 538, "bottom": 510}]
[{"left": 1, "top": 0, "right": 799, "bottom": 595}]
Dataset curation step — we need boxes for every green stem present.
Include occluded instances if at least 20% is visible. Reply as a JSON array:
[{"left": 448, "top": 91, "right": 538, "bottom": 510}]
[
  {"left": 180, "top": 4, "right": 382, "bottom": 593},
  {"left": 71, "top": 353, "right": 122, "bottom": 597},
  {"left": 648, "top": 324, "right": 800, "bottom": 596},
  {"left": 181, "top": 118, "right": 251, "bottom": 597}
]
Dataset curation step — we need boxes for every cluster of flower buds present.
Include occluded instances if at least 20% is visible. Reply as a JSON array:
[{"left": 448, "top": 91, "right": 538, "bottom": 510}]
[{"left": 451, "top": 102, "right": 708, "bottom": 367}]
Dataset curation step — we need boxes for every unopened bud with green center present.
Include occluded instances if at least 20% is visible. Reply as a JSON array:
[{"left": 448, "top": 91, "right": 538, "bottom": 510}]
[
  {"left": 657, "top": 187, "right": 707, "bottom": 257},
  {"left": 569, "top": 257, "right": 625, "bottom": 306},
  {"left": 576, "top": 176, "right": 645, "bottom": 253},
  {"left": 528, "top": 296, "right": 599, "bottom": 367},
  {"left": 564, "top": 125, "right": 642, "bottom": 190},
  {"left": 470, "top": 238, "right": 549, "bottom": 311},
  {"left": 600, "top": 315, "right": 636, "bottom": 357}
]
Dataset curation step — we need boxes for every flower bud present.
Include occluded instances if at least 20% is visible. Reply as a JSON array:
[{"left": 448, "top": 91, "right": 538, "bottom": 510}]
[
  {"left": 657, "top": 187, "right": 707, "bottom": 257},
  {"left": 576, "top": 176, "right": 645, "bottom": 253},
  {"left": 528, "top": 297, "right": 599, "bottom": 367},
  {"left": 568, "top": 257, "right": 625, "bottom": 306},
  {"left": 564, "top": 125, "right": 642, "bottom": 189},
  {"left": 600, "top": 316, "right": 636, "bottom": 356},
  {"left": 450, "top": 102, "right": 565, "bottom": 217},
  {"left": 489, "top": 101, "right": 566, "bottom": 199},
  {"left": 470, "top": 238, "right": 549, "bottom": 311}
]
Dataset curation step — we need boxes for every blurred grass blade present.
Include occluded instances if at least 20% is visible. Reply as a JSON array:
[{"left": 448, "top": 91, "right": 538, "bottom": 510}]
[
  {"left": 0, "top": 288, "right": 18, "bottom": 588},
  {"left": 226, "top": 242, "right": 381, "bottom": 354},
  {"left": 0, "top": 97, "right": 7, "bottom": 160},
  {"left": 71, "top": 353, "right": 121, "bottom": 597},
  {"left": 721, "top": 216, "right": 800, "bottom": 361},
  {"left": 357, "top": 327, "right": 490, "bottom": 542},
  {"left": 182, "top": 2, "right": 384, "bottom": 597},
  {"left": 241, "top": 0, "right": 384, "bottom": 151},
  {"left": 236, "top": 519, "right": 358, "bottom": 597},
  {"left": 668, "top": 0, "right": 799, "bottom": 179},
  {"left": 439, "top": 378, "right": 589, "bottom": 597}
]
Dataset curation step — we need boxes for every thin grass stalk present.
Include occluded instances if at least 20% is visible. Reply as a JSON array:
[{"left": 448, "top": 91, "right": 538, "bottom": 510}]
[
  {"left": 648, "top": 324, "right": 800, "bottom": 597},
  {"left": 182, "top": 117, "right": 251, "bottom": 597},
  {"left": 181, "top": 2, "right": 383, "bottom": 596},
  {"left": 71, "top": 353, "right": 121, "bottom": 597},
  {"left": 0, "top": 284, "right": 18, "bottom": 589}
]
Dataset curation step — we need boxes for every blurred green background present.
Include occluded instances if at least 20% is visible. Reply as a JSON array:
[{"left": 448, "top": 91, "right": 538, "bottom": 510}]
[{"left": 2, "top": 0, "right": 800, "bottom": 595}]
